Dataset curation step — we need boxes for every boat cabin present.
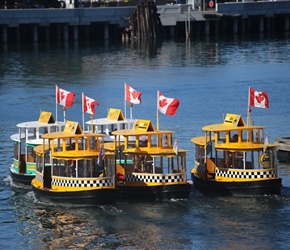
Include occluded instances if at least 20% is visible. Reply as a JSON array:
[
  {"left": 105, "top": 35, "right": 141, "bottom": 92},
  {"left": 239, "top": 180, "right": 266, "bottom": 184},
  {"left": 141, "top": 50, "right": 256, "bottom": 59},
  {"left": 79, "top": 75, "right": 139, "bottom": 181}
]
[
  {"left": 33, "top": 120, "right": 115, "bottom": 191},
  {"left": 192, "top": 113, "right": 278, "bottom": 177},
  {"left": 85, "top": 108, "right": 135, "bottom": 137},
  {"left": 10, "top": 111, "right": 64, "bottom": 177},
  {"left": 109, "top": 119, "right": 187, "bottom": 179}
]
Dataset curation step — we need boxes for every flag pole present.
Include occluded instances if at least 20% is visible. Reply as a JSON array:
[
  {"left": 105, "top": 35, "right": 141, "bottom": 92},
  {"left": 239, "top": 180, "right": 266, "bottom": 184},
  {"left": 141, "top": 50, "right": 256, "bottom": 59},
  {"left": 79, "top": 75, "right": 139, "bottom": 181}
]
[
  {"left": 157, "top": 90, "right": 160, "bottom": 131},
  {"left": 55, "top": 85, "right": 58, "bottom": 122},
  {"left": 63, "top": 106, "right": 66, "bottom": 123},
  {"left": 130, "top": 103, "right": 133, "bottom": 119},
  {"left": 124, "top": 82, "right": 127, "bottom": 119},
  {"left": 90, "top": 114, "right": 94, "bottom": 133},
  {"left": 246, "top": 86, "right": 251, "bottom": 142},
  {"left": 247, "top": 86, "right": 250, "bottom": 126},
  {"left": 82, "top": 93, "right": 85, "bottom": 131}
]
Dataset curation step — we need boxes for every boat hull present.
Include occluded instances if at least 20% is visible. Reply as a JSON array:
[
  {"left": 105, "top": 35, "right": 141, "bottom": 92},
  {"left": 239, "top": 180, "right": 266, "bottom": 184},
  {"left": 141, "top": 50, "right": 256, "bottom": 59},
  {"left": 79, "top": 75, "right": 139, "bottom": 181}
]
[
  {"left": 192, "top": 174, "right": 282, "bottom": 196},
  {"left": 10, "top": 167, "right": 34, "bottom": 185},
  {"left": 32, "top": 184, "right": 117, "bottom": 205},
  {"left": 118, "top": 183, "right": 192, "bottom": 201}
]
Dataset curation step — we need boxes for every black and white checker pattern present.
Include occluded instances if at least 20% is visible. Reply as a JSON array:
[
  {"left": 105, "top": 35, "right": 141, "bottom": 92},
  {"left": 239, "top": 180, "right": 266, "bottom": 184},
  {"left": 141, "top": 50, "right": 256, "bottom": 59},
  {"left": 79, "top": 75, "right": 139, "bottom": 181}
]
[
  {"left": 52, "top": 178, "right": 114, "bottom": 188},
  {"left": 216, "top": 169, "right": 278, "bottom": 179},
  {"left": 126, "top": 173, "right": 186, "bottom": 183}
]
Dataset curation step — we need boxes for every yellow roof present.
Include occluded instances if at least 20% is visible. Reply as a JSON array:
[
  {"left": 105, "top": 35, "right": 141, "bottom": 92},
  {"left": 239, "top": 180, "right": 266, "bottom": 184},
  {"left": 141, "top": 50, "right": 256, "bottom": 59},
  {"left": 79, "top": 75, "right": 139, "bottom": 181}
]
[
  {"left": 124, "top": 147, "right": 188, "bottom": 156},
  {"left": 202, "top": 123, "right": 264, "bottom": 132},
  {"left": 191, "top": 135, "right": 278, "bottom": 151},
  {"left": 112, "top": 129, "right": 174, "bottom": 137},
  {"left": 42, "top": 131, "right": 105, "bottom": 139},
  {"left": 202, "top": 113, "right": 264, "bottom": 132},
  {"left": 191, "top": 136, "right": 213, "bottom": 146}
]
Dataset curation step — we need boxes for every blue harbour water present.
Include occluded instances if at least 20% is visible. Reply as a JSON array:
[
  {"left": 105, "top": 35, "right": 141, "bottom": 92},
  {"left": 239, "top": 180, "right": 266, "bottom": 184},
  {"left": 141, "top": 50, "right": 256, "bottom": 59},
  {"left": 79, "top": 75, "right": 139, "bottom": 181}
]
[{"left": 1, "top": 33, "right": 290, "bottom": 249}]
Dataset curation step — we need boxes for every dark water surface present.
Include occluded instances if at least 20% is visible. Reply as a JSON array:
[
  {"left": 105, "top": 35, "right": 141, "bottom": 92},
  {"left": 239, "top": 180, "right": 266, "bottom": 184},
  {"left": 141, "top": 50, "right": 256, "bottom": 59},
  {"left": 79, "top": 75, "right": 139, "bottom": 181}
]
[{"left": 1, "top": 34, "right": 290, "bottom": 249}]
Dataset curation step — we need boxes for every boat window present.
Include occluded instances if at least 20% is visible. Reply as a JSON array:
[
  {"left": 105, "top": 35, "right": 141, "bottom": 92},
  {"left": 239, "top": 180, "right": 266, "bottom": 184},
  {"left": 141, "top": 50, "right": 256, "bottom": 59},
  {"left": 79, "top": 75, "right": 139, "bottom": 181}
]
[
  {"left": 143, "top": 155, "right": 153, "bottom": 173},
  {"left": 150, "top": 155, "right": 185, "bottom": 174},
  {"left": 152, "top": 157, "right": 163, "bottom": 173},
  {"left": 36, "top": 154, "right": 43, "bottom": 173},
  {"left": 162, "top": 134, "right": 171, "bottom": 147},
  {"left": 195, "top": 145, "right": 205, "bottom": 163},
  {"left": 241, "top": 130, "right": 248, "bottom": 142},
  {"left": 44, "top": 149, "right": 50, "bottom": 163},
  {"left": 77, "top": 160, "right": 90, "bottom": 177},
  {"left": 139, "top": 135, "right": 148, "bottom": 147},
  {"left": 26, "top": 145, "right": 36, "bottom": 163},
  {"left": 65, "top": 141, "right": 75, "bottom": 151},
  {"left": 78, "top": 138, "right": 85, "bottom": 150},
  {"left": 13, "top": 141, "right": 20, "bottom": 160},
  {"left": 216, "top": 132, "right": 225, "bottom": 144},
  {"left": 215, "top": 150, "right": 225, "bottom": 168},
  {"left": 39, "top": 127, "right": 47, "bottom": 135},
  {"left": 172, "top": 155, "right": 185, "bottom": 173},
  {"left": 91, "top": 137, "right": 100, "bottom": 150},
  {"left": 103, "top": 157, "right": 115, "bottom": 178},
  {"left": 229, "top": 131, "right": 239, "bottom": 142},
  {"left": 50, "top": 125, "right": 63, "bottom": 132},
  {"left": 150, "top": 134, "right": 158, "bottom": 147},
  {"left": 116, "top": 144, "right": 134, "bottom": 162},
  {"left": 253, "top": 129, "right": 263, "bottom": 143},
  {"left": 27, "top": 128, "right": 37, "bottom": 140},
  {"left": 53, "top": 159, "right": 65, "bottom": 176}
]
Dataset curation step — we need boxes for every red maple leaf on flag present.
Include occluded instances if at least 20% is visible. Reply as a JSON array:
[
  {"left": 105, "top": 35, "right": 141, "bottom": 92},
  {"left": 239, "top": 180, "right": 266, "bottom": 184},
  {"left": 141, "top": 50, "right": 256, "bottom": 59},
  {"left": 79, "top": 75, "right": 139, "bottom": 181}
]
[
  {"left": 61, "top": 91, "right": 65, "bottom": 101},
  {"left": 249, "top": 87, "right": 269, "bottom": 109},
  {"left": 256, "top": 93, "right": 265, "bottom": 104},
  {"left": 159, "top": 98, "right": 168, "bottom": 108},
  {"left": 132, "top": 90, "right": 140, "bottom": 100}
]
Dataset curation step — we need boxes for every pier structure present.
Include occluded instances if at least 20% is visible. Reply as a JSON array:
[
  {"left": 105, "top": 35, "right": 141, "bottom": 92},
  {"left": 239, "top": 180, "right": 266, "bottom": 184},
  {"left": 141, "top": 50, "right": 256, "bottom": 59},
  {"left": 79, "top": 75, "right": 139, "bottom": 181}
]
[
  {"left": 1, "top": 1, "right": 290, "bottom": 43},
  {"left": 0, "top": 7, "right": 135, "bottom": 43},
  {"left": 158, "top": 1, "right": 290, "bottom": 38}
]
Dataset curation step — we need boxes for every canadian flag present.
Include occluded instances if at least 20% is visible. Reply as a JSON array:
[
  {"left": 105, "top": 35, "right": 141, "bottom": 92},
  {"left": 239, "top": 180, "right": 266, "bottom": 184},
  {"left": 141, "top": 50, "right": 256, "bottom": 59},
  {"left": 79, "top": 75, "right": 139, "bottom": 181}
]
[
  {"left": 125, "top": 83, "right": 142, "bottom": 105},
  {"left": 56, "top": 86, "right": 75, "bottom": 107},
  {"left": 158, "top": 91, "right": 180, "bottom": 116},
  {"left": 83, "top": 93, "right": 99, "bottom": 115},
  {"left": 249, "top": 87, "right": 269, "bottom": 108}
]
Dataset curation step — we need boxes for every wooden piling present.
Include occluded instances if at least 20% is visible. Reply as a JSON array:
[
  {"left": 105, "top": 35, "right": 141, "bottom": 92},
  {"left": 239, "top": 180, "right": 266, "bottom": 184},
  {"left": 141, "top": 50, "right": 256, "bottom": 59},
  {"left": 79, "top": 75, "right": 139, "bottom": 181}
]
[{"left": 125, "top": 0, "right": 165, "bottom": 40}]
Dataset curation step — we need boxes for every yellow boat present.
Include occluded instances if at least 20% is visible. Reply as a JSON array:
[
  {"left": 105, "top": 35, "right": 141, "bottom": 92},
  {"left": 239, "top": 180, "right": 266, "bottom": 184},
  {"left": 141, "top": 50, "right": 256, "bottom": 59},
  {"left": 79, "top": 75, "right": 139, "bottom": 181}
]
[
  {"left": 10, "top": 111, "right": 64, "bottom": 185},
  {"left": 105, "top": 119, "right": 192, "bottom": 201},
  {"left": 191, "top": 113, "right": 282, "bottom": 196},
  {"left": 31, "top": 120, "right": 116, "bottom": 204}
]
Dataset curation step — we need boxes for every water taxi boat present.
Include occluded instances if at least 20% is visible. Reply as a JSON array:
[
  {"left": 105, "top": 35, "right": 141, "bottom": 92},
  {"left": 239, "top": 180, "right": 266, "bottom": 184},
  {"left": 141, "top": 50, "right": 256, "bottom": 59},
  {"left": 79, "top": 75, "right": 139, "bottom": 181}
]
[
  {"left": 85, "top": 108, "right": 135, "bottom": 142},
  {"left": 191, "top": 113, "right": 282, "bottom": 196},
  {"left": 10, "top": 111, "right": 64, "bottom": 185},
  {"left": 31, "top": 120, "right": 116, "bottom": 204},
  {"left": 105, "top": 119, "right": 192, "bottom": 201}
]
